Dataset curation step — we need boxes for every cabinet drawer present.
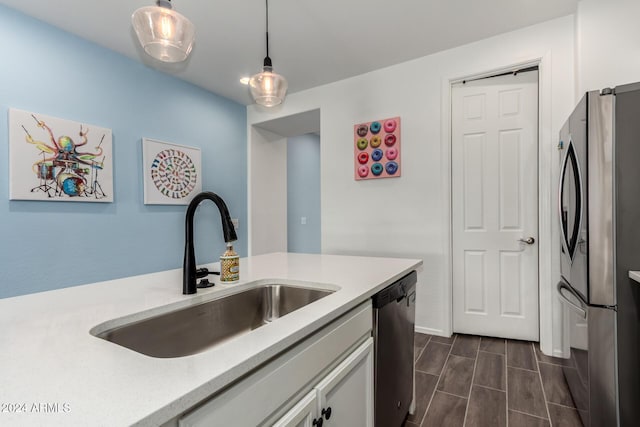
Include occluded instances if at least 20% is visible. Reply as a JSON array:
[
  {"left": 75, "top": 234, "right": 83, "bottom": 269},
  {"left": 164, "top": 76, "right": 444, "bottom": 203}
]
[{"left": 179, "top": 301, "right": 372, "bottom": 427}]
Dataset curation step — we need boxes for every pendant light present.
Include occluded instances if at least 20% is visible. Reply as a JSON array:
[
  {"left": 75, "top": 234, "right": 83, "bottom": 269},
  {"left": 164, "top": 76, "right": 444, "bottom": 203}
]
[
  {"left": 131, "top": 0, "right": 195, "bottom": 63},
  {"left": 249, "top": 0, "right": 288, "bottom": 107}
]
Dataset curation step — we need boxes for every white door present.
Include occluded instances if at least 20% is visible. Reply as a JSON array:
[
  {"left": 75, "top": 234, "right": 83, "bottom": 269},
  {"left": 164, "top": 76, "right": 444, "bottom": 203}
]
[
  {"left": 451, "top": 70, "right": 539, "bottom": 340},
  {"left": 315, "top": 338, "right": 374, "bottom": 427}
]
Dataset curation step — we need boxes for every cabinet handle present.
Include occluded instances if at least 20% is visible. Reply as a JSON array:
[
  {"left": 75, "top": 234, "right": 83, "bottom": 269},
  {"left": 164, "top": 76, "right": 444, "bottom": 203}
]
[
  {"left": 312, "top": 417, "right": 323, "bottom": 427},
  {"left": 322, "top": 407, "right": 332, "bottom": 420}
]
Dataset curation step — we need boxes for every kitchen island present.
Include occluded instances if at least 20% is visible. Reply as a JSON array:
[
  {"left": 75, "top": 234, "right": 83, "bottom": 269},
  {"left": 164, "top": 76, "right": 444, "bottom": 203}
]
[{"left": 0, "top": 252, "right": 421, "bottom": 426}]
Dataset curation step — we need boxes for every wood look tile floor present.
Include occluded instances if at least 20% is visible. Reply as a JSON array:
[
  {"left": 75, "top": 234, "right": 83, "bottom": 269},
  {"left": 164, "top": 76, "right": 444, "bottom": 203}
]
[{"left": 403, "top": 333, "right": 584, "bottom": 427}]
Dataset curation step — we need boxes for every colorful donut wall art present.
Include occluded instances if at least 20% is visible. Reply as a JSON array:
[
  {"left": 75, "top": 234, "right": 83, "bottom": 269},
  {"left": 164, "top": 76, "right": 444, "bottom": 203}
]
[{"left": 353, "top": 116, "right": 401, "bottom": 180}]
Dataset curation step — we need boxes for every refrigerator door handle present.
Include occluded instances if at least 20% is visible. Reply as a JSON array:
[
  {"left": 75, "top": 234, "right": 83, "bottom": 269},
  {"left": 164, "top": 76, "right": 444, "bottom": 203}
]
[
  {"left": 557, "top": 281, "right": 587, "bottom": 319},
  {"left": 558, "top": 139, "right": 584, "bottom": 262},
  {"left": 558, "top": 142, "right": 572, "bottom": 257}
]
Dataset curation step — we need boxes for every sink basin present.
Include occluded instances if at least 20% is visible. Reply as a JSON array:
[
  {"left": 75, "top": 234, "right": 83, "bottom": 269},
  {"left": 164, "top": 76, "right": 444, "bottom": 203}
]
[{"left": 94, "top": 284, "right": 334, "bottom": 358}]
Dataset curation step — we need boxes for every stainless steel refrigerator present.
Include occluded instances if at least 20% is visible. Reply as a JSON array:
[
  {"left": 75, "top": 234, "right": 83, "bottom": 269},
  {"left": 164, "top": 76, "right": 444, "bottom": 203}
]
[{"left": 557, "top": 82, "right": 640, "bottom": 427}]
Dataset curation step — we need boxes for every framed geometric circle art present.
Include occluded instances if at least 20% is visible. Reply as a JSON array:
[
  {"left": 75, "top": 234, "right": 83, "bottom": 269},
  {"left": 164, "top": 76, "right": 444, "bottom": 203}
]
[
  {"left": 354, "top": 116, "right": 401, "bottom": 181},
  {"left": 142, "top": 138, "right": 202, "bottom": 205}
]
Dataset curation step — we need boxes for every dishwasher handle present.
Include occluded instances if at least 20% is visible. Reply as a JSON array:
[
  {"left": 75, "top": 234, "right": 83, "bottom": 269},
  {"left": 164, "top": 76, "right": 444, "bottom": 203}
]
[{"left": 372, "top": 271, "right": 417, "bottom": 309}]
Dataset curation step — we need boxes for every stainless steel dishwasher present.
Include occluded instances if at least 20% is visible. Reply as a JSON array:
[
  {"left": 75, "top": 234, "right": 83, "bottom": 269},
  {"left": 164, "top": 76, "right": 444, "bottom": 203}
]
[{"left": 372, "top": 270, "right": 417, "bottom": 427}]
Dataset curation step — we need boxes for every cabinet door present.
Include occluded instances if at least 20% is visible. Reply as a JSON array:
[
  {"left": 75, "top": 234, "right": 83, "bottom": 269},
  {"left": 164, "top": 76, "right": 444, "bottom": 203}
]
[
  {"left": 272, "top": 391, "right": 317, "bottom": 427},
  {"left": 315, "top": 338, "right": 374, "bottom": 427}
]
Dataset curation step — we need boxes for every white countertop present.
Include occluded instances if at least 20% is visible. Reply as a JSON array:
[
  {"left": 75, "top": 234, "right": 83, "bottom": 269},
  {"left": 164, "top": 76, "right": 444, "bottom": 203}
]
[
  {"left": 0, "top": 252, "right": 421, "bottom": 426},
  {"left": 629, "top": 271, "right": 640, "bottom": 283}
]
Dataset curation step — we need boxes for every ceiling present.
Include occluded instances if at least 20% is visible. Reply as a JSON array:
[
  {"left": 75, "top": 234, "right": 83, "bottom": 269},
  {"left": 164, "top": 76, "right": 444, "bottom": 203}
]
[{"left": 0, "top": 0, "right": 578, "bottom": 105}]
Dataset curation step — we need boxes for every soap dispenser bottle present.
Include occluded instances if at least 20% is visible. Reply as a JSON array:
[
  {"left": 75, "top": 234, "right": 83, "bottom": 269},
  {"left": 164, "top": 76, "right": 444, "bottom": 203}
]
[{"left": 220, "top": 243, "right": 239, "bottom": 282}]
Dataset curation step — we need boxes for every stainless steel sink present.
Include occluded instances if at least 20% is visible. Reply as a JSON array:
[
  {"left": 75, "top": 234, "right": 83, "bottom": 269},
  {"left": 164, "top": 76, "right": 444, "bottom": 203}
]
[{"left": 94, "top": 285, "right": 334, "bottom": 358}]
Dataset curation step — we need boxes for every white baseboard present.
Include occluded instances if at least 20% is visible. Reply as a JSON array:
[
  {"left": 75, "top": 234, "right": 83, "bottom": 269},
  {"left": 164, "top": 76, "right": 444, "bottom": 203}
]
[
  {"left": 416, "top": 326, "right": 569, "bottom": 360},
  {"left": 415, "top": 325, "right": 450, "bottom": 337}
]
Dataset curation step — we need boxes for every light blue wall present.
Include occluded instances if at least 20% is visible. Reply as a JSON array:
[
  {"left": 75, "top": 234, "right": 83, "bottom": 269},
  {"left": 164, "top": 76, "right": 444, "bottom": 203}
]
[
  {"left": 0, "top": 5, "right": 247, "bottom": 298},
  {"left": 287, "top": 134, "right": 320, "bottom": 253}
]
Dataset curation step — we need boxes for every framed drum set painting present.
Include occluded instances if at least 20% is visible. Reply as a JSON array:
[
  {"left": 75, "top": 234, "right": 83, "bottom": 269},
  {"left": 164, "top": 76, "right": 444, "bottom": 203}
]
[{"left": 9, "top": 108, "right": 113, "bottom": 202}]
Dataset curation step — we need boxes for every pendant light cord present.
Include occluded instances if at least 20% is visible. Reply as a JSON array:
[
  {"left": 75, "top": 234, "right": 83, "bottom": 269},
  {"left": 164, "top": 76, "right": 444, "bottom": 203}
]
[
  {"left": 262, "top": 0, "right": 273, "bottom": 67},
  {"left": 265, "top": 0, "right": 270, "bottom": 60}
]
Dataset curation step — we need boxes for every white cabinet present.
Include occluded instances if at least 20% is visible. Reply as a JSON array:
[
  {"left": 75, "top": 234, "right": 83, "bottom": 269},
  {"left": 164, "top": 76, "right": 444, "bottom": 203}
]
[
  {"left": 272, "top": 391, "right": 316, "bottom": 427},
  {"left": 179, "top": 302, "right": 372, "bottom": 427},
  {"left": 273, "top": 338, "right": 374, "bottom": 427}
]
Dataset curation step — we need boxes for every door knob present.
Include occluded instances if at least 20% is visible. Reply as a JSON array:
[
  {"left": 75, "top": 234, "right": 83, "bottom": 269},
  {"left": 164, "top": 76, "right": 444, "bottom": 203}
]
[{"left": 518, "top": 237, "right": 535, "bottom": 245}]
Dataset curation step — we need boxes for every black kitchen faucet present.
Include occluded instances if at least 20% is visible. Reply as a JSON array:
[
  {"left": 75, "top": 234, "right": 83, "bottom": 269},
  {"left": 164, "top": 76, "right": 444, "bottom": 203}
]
[{"left": 183, "top": 191, "right": 237, "bottom": 294}]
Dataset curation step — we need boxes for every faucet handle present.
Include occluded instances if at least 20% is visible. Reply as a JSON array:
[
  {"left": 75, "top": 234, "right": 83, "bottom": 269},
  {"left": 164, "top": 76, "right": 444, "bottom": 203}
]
[
  {"left": 195, "top": 268, "right": 210, "bottom": 278},
  {"left": 196, "top": 268, "right": 220, "bottom": 278}
]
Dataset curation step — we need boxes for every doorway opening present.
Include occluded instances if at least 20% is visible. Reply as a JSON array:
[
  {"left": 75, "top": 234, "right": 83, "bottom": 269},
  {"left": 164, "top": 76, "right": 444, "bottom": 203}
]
[
  {"left": 249, "top": 109, "right": 321, "bottom": 256},
  {"left": 287, "top": 133, "right": 321, "bottom": 253}
]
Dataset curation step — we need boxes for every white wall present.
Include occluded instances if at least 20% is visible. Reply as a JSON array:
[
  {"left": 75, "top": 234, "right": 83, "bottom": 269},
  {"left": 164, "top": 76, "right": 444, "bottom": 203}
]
[
  {"left": 577, "top": 0, "right": 640, "bottom": 94},
  {"left": 248, "top": 15, "right": 575, "bottom": 355}
]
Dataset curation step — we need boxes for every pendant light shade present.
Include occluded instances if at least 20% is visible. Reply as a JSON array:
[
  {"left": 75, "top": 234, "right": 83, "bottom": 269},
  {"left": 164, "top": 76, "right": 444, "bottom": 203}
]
[
  {"left": 249, "top": 0, "right": 288, "bottom": 107},
  {"left": 132, "top": 0, "right": 195, "bottom": 63},
  {"left": 249, "top": 60, "right": 288, "bottom": 107}
]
